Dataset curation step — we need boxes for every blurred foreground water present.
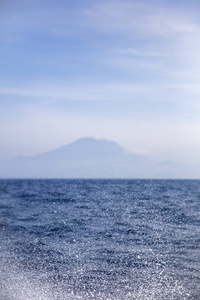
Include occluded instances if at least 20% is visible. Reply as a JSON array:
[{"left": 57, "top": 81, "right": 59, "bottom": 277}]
[{"left": 0, "top": 179, "right": 200, "bottom": 299}]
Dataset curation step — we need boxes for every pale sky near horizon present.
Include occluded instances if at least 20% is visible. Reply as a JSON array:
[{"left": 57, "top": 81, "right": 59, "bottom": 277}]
[{"left": 0, "top": 0, "right": 200, "bottom": 169}]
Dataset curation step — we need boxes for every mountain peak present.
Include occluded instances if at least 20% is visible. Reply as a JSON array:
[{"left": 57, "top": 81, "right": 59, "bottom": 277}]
[
  {"left": 32, "top": 137, "right": 125, "bottom": 161},
  {"left": 62, "top": 137, "right": 125, "bottom": 157},
  {"left": 71, "top": 137, "right": 123, "bottom": 149}
]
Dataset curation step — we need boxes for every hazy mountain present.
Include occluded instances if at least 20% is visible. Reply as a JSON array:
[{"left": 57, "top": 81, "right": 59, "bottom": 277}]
[
  {"left": 0, "top": 137, "right": 194, "bottom": 179},
  {"left": 34, "top": 137, "right": 126, "bottom": 160}
]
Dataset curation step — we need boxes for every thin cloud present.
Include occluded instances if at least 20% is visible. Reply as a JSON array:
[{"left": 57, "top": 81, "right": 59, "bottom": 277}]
[
  {"left": 1, "top": 81, "right": 200, "bottom": 108},
  {"left": 113, "top": 49, "right": 167, "bottom": 58},
  {"left": 0, "top": 83, "right": 159, "bottom": 101},
  {"left": 83, "top": 1, "right": 200, "bottom": 37},
  {"left": 2, "top": 0, "right": 199, "bottom": 39}
]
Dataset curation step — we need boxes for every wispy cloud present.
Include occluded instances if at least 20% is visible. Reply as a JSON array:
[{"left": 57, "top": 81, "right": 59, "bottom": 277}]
[
  {"left": 0, "top": 82, "right": 159, "bottom": 100},
  {"left": 2, "top": 0, "right": 199, "bottom": 39},
  {"left": 113, "top": 49, "right": 166, "bottom": 58},
  {"left": 83, "top": 1, "right": 200, "bottom": 37},
  {"left": 1, "top": 78, "right": 200, "bottom": 107},
  {"left": 0, "top": 81, "right": 187, "bottom": 106}
]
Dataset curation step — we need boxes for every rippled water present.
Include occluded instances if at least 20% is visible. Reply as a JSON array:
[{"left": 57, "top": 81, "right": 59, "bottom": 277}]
[{"left": 0, "top": 179, "right": 200, "bottom": 299}]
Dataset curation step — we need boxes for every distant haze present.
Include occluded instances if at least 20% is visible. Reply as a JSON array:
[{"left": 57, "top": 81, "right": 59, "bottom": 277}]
[{"left": 0, "top": 138, "right": 198, "bottom": 179}]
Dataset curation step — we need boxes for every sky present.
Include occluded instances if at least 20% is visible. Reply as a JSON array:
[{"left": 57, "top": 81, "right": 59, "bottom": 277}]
[{"left": 0, "top": 0, "right": 200, "bottom": 173}]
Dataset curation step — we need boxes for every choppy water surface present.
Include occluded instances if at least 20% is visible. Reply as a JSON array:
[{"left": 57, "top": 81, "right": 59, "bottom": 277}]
[{"left": 0, "top": 179, "right": 200, "bottom": 299}]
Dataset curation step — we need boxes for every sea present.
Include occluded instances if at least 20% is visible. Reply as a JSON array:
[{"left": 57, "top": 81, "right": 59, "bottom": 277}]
[{"left": 0, "top": 179, "right": 199, "bottom": 300}]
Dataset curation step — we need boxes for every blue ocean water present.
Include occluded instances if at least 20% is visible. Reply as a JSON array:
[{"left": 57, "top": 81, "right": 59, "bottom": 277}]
[{"left": 0, "top": 179, "right": 199, "bottom": 300}]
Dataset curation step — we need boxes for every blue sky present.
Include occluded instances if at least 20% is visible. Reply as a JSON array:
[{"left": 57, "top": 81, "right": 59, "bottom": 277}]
[{"left": 0, "top": 0, "right": 200, "bottom": 172}]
